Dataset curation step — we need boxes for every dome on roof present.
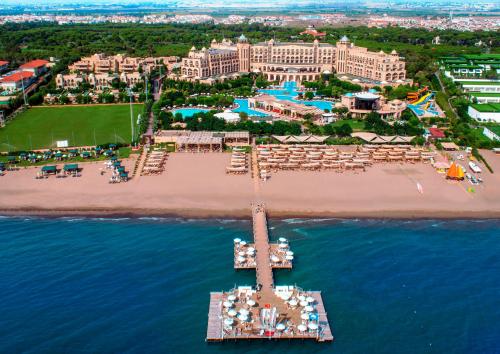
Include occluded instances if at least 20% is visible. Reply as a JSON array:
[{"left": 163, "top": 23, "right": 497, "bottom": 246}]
[
  {"left": 340, "top": 35, "right": 349, "bottom": 42},
  {"left": 379, "top": 50, "right": 385, "bottom": 54},
  {"left": 201, "top": 47, "right": 207, "bottom": 51},
  {"left": 211, "top": 39, "right": 217, "bottom": 43},
  {"left": 238, "top": 34, "right": 247, "bottom": 42},
  {"left": 191, "top": 46, "right": 196, "bottom": 51},
  {"left": 391, "top": 49, "right": 398, "bottom": 55}
]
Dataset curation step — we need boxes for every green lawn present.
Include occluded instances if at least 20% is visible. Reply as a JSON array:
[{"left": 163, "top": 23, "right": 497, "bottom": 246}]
[
  {"left": 330, "top": 119, "right": 366, "bottom": 132},
  {"left": 0, "top": 104, "right": 142, "bottom": 152}
]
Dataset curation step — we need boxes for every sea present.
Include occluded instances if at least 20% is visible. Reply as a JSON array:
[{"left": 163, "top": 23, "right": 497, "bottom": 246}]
[{"left": 0, "top": 216, "right": 499, "bottom": 354}]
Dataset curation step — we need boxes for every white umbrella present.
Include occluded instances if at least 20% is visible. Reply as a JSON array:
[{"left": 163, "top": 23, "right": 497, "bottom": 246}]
[
  {"left": 233, "top": 238, "right": 241, "bottom": 243},
  {"left": 237, "top": 256, "right": 246, "bottom": 263},
  {"left": 276, "top": 323, "right": 286, "bottom": 331},
  {"left": 300, "top": 300, "right": 308, "bottom": 307},
  {"left": 289, "top": 299, "right": 298, "bottom": 307},
  {"left": 238, "top": 251, "right": 245, "bottom": 256},
  {"left": 247, "top": 247, "right": 255, "bottom": 252},
  {"left": 223, "top": 301, "right": 233, "bottom": 308},
  {"left": 278, "top": 237, "right": 287, "bottom": 243},
  {"left": 286, "top": 251, "right": 294, "bottom": 256},
  {"left": 228, "top": 294, "right": 237, "bottom": 301},
  {"left": 305, "top": 305, "right": 314, "bottom": 312},
  {"left": 282, "top": 293, "right": 292, "bottom": 301},
  {"left": 271, "top": 255, "right": 280, "bottom": 263},
  {"left": 227, "top": 309, "right": 237, "bottom": 317},
  {"left": 298, "top": 295, "right": 306, "bottom": 301},
  {"left": 247, "top": 299, "right": 256, "bottom": 306},
  {"left": 298, "top": 324, "right": 307, "bottom": 332},
  {"left": 246, "top": 250, "right": 255, "bottom": 256},
  {"left": 308, "top": 322, "right": 319, "bottom": 330},
  {"left": 239, "top": 308, "right": 250, "bottom": 316},
  {"left": 286, "top": 255, "right": 294, "bottom": 261},
  {"left": 278, "top": 243, "right": 288, "bottom": 249},
  {"left": 237, "top": 313, "right": 249, "bottom": 322},
  {"left": 306, "top": 296, "right": 315, "bottom": 303},
  {"left": 240, "top": 241, "right": 247, "bottom": 246},
  {"left": 224, "top": 318, "right": 234, "bottom": 326},
  {"left": 301, "top": 313, "right": 309, "bottom": 320}
]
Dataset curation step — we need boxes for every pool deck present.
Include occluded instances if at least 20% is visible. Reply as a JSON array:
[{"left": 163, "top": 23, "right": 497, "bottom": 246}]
[{"left": 206, "top": 204, "right": 334, "bottom": 343}]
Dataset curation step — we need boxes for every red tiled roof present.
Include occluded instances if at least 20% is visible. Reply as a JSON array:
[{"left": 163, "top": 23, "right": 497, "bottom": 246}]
[
  {"left": 0, "top": 71, "right": 34, "bottom": 83},
  {"left": 0, "top": 60, "right": 9, "bottom": 66},
  {"left": 300, "top": 29, "right": 326, "bottom": 37},
  {"left": 20, "top": 59, "right": 49, "bottom": 69},
  {"left": 428, "top": 127, "right": 445, "bottom": 138}
]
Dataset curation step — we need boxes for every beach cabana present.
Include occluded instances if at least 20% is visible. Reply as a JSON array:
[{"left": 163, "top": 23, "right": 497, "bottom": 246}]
[
  {"left": 7, "top": 156, "right": 17, "bottom": 163},
  {"left": 446, "top": 162, "right": 464, "bottom": 180},
  {"left": 63, "top": 163, "right": 79, "bottom": 172},
  {"left": 81, "top": 151, "right": 91, "bottom": 158},
  {"left": 0, "top": 162, "right": 5, "bottom": 171},
  {"left": 41, "top": 165, "right": 57, "bottom": 175}
]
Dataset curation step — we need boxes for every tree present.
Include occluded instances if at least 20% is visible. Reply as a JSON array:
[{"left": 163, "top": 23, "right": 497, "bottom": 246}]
[
  {"left": 335, "top": 123, "right": 353, "bottom": 137},
  {"left": 28, "top": 92, "right": 44, "bottom": 106},
  {"left": 304, "top": 91, "right": 314, "bottom": 100}
]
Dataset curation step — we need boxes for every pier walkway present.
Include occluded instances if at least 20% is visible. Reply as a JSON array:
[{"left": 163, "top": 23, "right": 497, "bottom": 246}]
[{"left": 252, "top": 204, "right": 274, "bottom": 294}]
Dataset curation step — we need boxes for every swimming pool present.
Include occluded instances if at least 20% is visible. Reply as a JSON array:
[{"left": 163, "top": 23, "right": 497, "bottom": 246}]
[
  {"left": 258, "top": 81, "right": 333, "bottom": 111},
  {"left": 171, "top": 108, "right": 210, "bottom": 119},
  {"left": 233, "top": 98, "right": 269, "bottom": 117}
]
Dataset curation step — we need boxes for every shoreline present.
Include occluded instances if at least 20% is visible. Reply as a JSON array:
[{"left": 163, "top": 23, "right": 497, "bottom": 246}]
[{"left": 1, "top": 207, "right": 499, "bottom": 220}]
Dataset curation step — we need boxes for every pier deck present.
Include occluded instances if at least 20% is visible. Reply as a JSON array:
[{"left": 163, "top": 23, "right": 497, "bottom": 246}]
[
  {"left": 206, "top": 204, "right": 333, "bottom": 343},
  {"left": 234, "top": 243, "right": 293, "bottom": 269}
]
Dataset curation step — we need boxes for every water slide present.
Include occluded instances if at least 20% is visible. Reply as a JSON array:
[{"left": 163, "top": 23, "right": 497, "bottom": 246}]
[{"left": 412, "top": 92, "right": 431, "bottom": 105}]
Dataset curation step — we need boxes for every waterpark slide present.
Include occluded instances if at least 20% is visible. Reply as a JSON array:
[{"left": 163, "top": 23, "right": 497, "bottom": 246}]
[{"left": 412, "top": 92, "right": 431, "bottom": 105}]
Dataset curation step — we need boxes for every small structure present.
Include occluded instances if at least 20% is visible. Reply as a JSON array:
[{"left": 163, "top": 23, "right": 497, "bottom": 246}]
[
  {"left": 427, "top": 127, "right": 446, "bottom": 140},
  {"left": 300, "top": 26, "right": 326, "bottom": 38},
  {"left": 41, "top": 165, "right": 57, "bottom": 176},
  {"left": 248, "top": 94, "right": 324, "bottom": 120},
  {"left": 441, "top": 142, "right": 459, "bottom": 151},
  {"left": 341, "top": 92, "right": 406, "bottom": 119},
  {"left": 446, "top": 162, "right": 465, "bottom": 180},
  {"left": 0, "top": 71, "right": 34, "bottom": 92},
  {"left": 351, "top": 132, "right": 414, "bottom": 144},
  {"left": 214, "top": 109, "right": 241, "bottom": 123},
  {"left": 272, "top": 135, "right": 329, "bottom": 144},
  {"left": 176, "top": 132, "right": 223, "bottom": 152},
  {"left": 20, "top": 59, "right": 49, "bottom": 76}
]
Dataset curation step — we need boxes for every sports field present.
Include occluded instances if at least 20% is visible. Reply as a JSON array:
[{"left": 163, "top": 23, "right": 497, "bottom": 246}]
[{"left": 0, "top": 104, "right": 142, "bottom": 152}]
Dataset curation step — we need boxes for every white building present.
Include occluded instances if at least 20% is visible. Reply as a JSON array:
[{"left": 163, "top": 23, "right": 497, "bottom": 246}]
[{"left": 468, "top": 104, "right": 500, "bottom": 123}]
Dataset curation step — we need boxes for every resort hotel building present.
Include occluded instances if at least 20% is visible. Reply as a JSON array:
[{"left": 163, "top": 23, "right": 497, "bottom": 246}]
[
  {"left": 56, "top": 53, "right": 179, "bottom": 90},
  {"left": 179, "top": 35, "right": 406, "bottom": 85}
]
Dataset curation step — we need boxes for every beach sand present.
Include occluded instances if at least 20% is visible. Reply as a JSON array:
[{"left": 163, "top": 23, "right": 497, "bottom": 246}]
[{"left": 0, "top": 151, "right": 499, "bottom": 219}]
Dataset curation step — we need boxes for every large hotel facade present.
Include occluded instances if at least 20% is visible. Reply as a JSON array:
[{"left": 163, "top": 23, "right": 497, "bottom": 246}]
[{"left": 180, "top": 35, "right": 406, "bottom": 85}]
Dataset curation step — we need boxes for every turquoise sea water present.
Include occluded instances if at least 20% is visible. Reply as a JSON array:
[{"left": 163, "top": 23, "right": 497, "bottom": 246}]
[{"left": 0, "top": 217, "right": 499, "bottom": 354}]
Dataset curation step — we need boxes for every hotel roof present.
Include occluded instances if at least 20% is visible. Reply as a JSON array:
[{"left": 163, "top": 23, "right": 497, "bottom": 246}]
[
  {"left": 0, "top": 71, "right": 34, "bottom": 83},
  {"left": 0, "top": 60, "right": 8, "bottom": 66},
  {"left": 20, "top": 59, "right": 49, "bottom": 69}
]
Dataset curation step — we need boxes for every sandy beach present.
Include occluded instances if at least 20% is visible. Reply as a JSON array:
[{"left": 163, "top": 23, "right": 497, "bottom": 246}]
[{"left": 1, "top": 151, "right": 499, "bottom": 219}]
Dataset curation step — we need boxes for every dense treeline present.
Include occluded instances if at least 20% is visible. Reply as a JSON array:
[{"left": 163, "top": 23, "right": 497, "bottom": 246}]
[
  {"left": 161, "top": 110, "right": 303, "bottom": 136},
  {"left": 0, "top": 22, "right": 498, "bottom": 78}
]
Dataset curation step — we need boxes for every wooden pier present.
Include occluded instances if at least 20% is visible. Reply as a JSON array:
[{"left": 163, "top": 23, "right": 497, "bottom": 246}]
[
  {"left": 234, "top": 243, "right": 293, "bottom": 270},
  {"left": 207, "top": 204, "right": 334, "bottom": 343}
]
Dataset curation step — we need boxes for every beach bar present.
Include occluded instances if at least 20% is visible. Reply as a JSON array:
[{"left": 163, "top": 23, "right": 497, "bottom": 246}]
[{"left": 206, "top": 204, "right": 333, "bottom": 343}]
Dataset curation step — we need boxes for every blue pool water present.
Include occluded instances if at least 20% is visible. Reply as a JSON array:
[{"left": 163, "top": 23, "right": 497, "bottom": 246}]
[
  {"left": 233, "top": 98, "right": 269, "bottom": 117},
  {"left": 258, "top": 81, "right": 333, "bottom": 111},
  {"left": 1, "top": 217, "right": 499, "bottom": 354},
  {"left": 172, "top": 108, "right": 210, "bottom": 119}
]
